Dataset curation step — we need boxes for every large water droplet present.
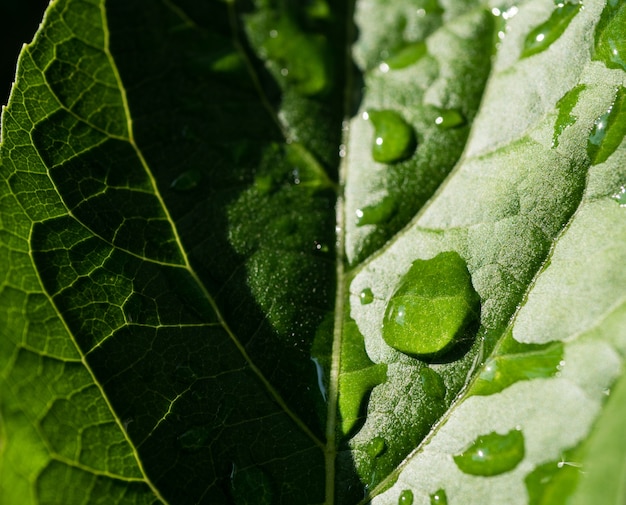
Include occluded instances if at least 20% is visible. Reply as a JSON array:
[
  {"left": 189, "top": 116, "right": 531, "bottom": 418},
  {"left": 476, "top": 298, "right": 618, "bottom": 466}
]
[
  {"left": 384, "top": 42, "right": 427, "bottom": 70},
  {"left": 230, "top": 463, "right": 273, "bottom": 505},
  {"left": 430, "top": 489, "right": 448, "bottom": 505},
  {"left": 366, "top": 110, "right": 417, "bottom": 163},
  {"left": 454, "top": 429, "right": 525, "bottom": 476},
  {"left": 360, "top": 288, "right": 374, "bottom": 305},
  {"left": 178, "top": 425, "right": 210, "bottom": 452},
  {"left": 419, "top": 367, "right": 446, "bottom": 400},
  {"left": 356, "top": 194, "right": 398, "bottom": 226},
  {"left": 382, "top": 251, "right": 480, "bottom": 358},
  {"left": 594, "top": 0, "right": 626, "bottom": 71},
  {"left": 587, "top": 86, "right": 626, "bottom": 165},
  {"left": 521, "top": 2, "right": 582, "bottom": 59},
  {"left": 170, "top": 169, "right": 203, "bottom": 191},
  {"left": 398, "top": 489, "right": 414, "bottom": 504},
  {"left": 552, "top": 84, "right": 586, "bottom": 148}
]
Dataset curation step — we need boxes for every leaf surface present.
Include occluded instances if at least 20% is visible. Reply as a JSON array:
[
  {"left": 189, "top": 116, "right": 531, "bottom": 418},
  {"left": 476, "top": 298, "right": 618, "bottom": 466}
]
[{"left": 0, "top": 0, "right": 625, "bottom": 504}]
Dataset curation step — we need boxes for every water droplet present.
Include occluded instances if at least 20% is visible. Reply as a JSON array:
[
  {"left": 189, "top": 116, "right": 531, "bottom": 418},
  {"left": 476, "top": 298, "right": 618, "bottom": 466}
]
[
  {"left": 594, "top": 0, "right": 626, "bottom": 71},
  {"left": 230, "top": 463, "right": 273, "bottom": 505},
  {"left": 472, "top": 340, "right": 564, "bottom": 396},
  {"left": 587, "top": 86, "right": 626, "bottom": 165},
  {"left": 434, "top": 109, "right": 465, "bottom": 129},
  {"left": 251, "top": 13, "right": 332, "bottom": 96},
  {"left": 338, "top": 319, "right": 388, "bottom": 436},
  {"left": 382, "top": 251, "right": 480, "bottom": 358},
  {"left": 366, "top": 436, "right": 387, "bottom": 458},
  {"left": 366, "top": 110, "right": 417, "bottom": 163},
  {"left": 552, "top": 84, "right": 586, "bottom": 148},
  {"left": 612, "top": 186, "right": 626, "bottom": 206},
  {"left": 170, "top": 169, "right": 203, "bottom": 191},
  {"left": 524, "top": 452, "right": 581, "bottom": 504},
  {"left": 521, "top": 2, "right": 582, "bottom": 59},
  {"left": 311, "top": 357, "right": 327, "bottom": 401},
  {"left": 398, "top": 489, "right": 414, "bottom": 504},
  {"left": 178, "top": 425, "right": 210, "bottom": 452},
  {"left": 384, "top": 42, "right": 427, "bottom": 70},
  {"left": 430, "top": 489, "right": 448, "bottom": 505},
  {"left": 454, "top": 429, "right": 525, "bottom": 476},
  {"left": 419, "top": 367, "right": 446, "bottom": 400},
  {"left": 355, "top": 194, "right": 398, "bottom": 226},
  {"left": 360, "top": 288, "right": 374, "bottom": 305}
]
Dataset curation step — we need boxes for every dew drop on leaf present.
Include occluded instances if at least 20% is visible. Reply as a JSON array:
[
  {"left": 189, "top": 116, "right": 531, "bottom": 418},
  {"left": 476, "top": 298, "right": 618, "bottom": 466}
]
[
  {"left": 398, "top": 489, "right": 414, "bottom": 504},
  {"left": 430, "top": 489, "right": 448, "bottom": 505},
  {"left": 360, "top": 287, "right": 374, "bottom": 305},
  {"left": 384, "top": 42, "right": 427, "bottom": 70},
  {"left": 355, "top": 194, "right": 398, "bottom": 226},
  {"left": 454, "top": 429, "right": 525, "bottom": 476},
  {"left": 593, "top": 0, "right": 626, "bottom": 71},
  {"left": 170, "top": 169, "right": 203, "bottom": 191},
  {"left": 471, "top": 338, "right": 564, "bottom": 396},
  {"left": 434, "top": 109, "right": 465, "bottom": 129},
  {"left": 250, "top": 12, "right": 332, "bottom": 96},
  {"left": 419, "top": 366, "right": 446, "bottom": 400},
  {"left": 367, "top": 436, "right": 387, "bottom": 458},
  {"left": 612, "top": 186, "right": 626, "bottom": 206},
  {"left": 366, "top": 109, "right": 417, "bottom": 163},
  {"left": 382, "top": 251, "right": 480, "bottom": 358},
  {"left": 587, "top": 86, "right": 626, "bottom": 165},
  {"left": 521, "top": 2, "right": 582, "bottom": 59}
]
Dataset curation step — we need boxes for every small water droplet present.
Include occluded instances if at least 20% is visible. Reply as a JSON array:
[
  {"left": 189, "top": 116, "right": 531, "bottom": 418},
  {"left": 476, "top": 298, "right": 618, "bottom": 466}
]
[
  {"left": 521, "top": 2, "right": 582, "bottom": 59},
  {"left": 434, "top": 109, "right": 465, "bottom": 129},
  {"left": 612, "top": 186, "right": 626, "bottom": 206},
  {"left": 587, "top": 86, "right": 626, "bottom": 165},
  {"left": 454, "top": 429, "right": 525, "bottom": 476},
  {"left": 384, "top": 42, "right": 427, "bottom": 70},
  {"left": 355, "top": 194, "right": 398, "bottom": 226},
  {"left": 170, "top": 169, "right": 202, "bottom": 191},
  {"left": 430, "top": 489, "right": 448, "bottom": 505},
  {"left": 594, "top": 0, "right": 626, "bottom": 71},
  {"left": 178, "top": 425, "right": 210, "bottom": 452},
  {"left": 366, "top": 110, "right": 417, "bottom": 163},
  {"left": 419, "top": 367, "right": 446, "bottom": 400},
  {"left": 382, "top": 252, "right": 480, "bottom": 358},
  {"left": 398, "top": 489, "right": 414, "bottom": 504},
  {"left": 311, "top": 357, "right": 327, "bottom": 401},
  {"left": 366, "top": 436, "right": 387, "bottom": 458},
  {"left": 359, "top": 288, "right": 374, "bottom": 305}
]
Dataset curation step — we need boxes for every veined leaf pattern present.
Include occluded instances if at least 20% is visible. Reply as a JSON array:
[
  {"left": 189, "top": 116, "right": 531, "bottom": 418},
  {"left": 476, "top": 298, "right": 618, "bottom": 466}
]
[{"left": 0, "top": 0, "right": 624, "bottom": 504}]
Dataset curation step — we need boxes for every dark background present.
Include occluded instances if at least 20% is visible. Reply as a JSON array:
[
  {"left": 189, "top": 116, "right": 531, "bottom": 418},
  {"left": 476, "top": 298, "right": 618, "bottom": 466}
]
[{"left": 1, "top": 0, "right": 49, "bottom": 105}]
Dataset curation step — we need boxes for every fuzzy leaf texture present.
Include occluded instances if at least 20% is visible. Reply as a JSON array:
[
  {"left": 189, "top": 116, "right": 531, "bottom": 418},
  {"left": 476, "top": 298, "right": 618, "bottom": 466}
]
[{"left": 0, "top": 0, "right": 625, "bottom": 504}]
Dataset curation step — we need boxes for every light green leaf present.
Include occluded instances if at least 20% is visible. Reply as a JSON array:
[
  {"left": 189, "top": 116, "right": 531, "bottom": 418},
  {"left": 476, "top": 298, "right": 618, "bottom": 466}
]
[{"left": 1, "top": 0, "right": 624, "bottom": 504}]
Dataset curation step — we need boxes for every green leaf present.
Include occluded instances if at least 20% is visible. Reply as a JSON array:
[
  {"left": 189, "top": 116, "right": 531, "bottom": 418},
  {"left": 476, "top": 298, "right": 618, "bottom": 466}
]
[{"left": 1, "top": 0, "right": 625, "bottom": 504}]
